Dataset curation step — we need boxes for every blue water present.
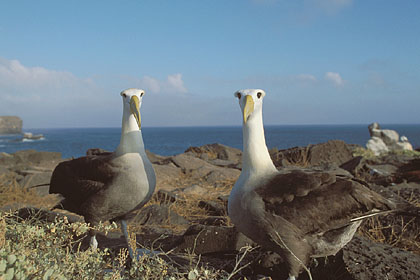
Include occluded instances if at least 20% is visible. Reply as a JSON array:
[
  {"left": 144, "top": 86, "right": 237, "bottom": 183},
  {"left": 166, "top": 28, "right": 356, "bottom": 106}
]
[{"left": 0, "top": 125, "right": 419, "bottom": 159}]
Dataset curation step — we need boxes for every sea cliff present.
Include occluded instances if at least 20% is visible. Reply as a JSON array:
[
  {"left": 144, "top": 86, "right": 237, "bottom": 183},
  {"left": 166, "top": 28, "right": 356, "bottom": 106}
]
[{"left": 0, "top": 116, "right": 22, "bottom": 134}]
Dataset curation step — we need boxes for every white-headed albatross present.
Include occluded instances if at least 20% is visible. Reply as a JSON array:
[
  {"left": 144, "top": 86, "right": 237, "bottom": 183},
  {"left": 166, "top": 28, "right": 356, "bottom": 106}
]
[
  {"left": 228, "top": 89, "right": 398, "bottom": 280},
  {"left": 49, "top": 88, "right": 156, "bottom": 258}
]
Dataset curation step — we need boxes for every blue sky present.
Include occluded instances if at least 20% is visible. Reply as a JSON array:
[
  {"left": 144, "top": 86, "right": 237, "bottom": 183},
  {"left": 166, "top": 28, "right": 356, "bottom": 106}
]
[{"left": 0, "top": 0, "right": 419, "bottom": 128}]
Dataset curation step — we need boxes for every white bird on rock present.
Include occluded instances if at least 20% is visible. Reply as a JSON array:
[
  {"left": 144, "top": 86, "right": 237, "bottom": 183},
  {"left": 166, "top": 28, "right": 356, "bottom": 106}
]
[
  {"left": 50, "top": 88, "right": 156, "bottom": 259},
  {"left": 228, "top": 89, "right": 400, "bottom": 280}
]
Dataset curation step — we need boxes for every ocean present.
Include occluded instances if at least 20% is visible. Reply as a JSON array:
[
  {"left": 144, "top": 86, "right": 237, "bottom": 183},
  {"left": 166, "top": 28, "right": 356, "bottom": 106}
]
[{"left": 0, "top": 125, "right": 419, "bottom": 159}]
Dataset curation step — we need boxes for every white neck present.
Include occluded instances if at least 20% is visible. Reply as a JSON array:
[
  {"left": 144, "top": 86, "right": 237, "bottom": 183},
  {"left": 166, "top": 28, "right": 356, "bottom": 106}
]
[
  {"left": 241, "top": 111, "right": 277, "bottom": 176},
  {"left": 115, "top": 108, "right": 145, "bottom": 156}
]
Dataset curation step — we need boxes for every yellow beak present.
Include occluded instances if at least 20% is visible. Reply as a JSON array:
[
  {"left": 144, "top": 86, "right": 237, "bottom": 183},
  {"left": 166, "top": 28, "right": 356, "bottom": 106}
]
[
  {"left": 130, "top": 95, "right": 141, "bottom": 129},
  {"left": 243, "top": 95, "right": 254, "bottom": 124}
]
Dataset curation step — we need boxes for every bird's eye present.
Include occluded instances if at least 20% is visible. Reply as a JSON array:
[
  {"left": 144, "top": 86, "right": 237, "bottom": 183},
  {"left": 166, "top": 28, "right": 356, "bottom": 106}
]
[
  {"left": 122, "top": 93, "right": 127, "bottom": 98},
  {"left": 140, "top": 92, "right": 144, "bottom": 97},
  {"left": 237, "top": 93, "right": 241, "bottom": 99},
  {"left": 257, "top": 92, "right": 262, "bottom": 99}
]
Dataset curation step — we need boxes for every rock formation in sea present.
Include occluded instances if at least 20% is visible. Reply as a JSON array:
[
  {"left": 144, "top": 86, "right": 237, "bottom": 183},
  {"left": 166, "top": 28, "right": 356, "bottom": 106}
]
[
  {"left": 366, "top": 122, "right": 414, "bottom": 155},
  {"left": 0, "top": 116, "right": 22, "bottom": 134}
]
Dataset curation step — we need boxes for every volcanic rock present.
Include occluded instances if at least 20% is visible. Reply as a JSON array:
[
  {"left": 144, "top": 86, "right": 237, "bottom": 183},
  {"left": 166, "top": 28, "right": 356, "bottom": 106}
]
[
  {"left": 185, "top": 143, "right": 242, "bottom": 166},
  {"left": 172, "top": 224, "right": 255, "bottom": 254},
  {"left": 270, "top": 140, "right": 354, "bottom": 168}
]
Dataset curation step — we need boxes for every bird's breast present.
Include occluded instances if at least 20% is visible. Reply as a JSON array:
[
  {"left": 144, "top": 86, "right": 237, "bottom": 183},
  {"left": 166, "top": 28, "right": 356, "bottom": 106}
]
[{"left": 108, "top": 153, "right": 156, "bottom": 208}]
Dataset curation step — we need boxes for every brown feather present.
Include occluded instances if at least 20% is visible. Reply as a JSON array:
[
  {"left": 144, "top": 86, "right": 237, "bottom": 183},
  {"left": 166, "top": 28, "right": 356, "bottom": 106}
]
[
  {"left": 254, "top": 170, "right": 396, "bottom": 235},
  {"left": 49, "top": 153, "right": 115, "bottom": 216}
]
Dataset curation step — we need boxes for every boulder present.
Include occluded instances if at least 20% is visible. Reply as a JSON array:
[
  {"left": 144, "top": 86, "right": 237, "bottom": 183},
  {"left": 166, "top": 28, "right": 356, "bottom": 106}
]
[
  {"left": 0, "top": 152, "right": 19, "bottom": 167},
  {"left": 153, "top": 163, "right": 183, "bottom": 188},
  {"left": 30, "top": 185, "right": 51, "bottom": 197},
  {"left": 205, "top": 168, "right": 240, "bottom": 184},
  {"left": 189, "top": 163, "right": 219, "bottom": 178},
  {"left": 0, "top": 116, "right": 22, "bottom": 134},
  {"left": 271, "top": 140, "right": 354, "bottom": 168},
  {"left": 367, "top": 123, "right": 414, "bottom": 155},
  {"left": 185, "top": 143, "right": 242, "bottom": 165},
  {"left": 198, "top": 200, "right": 226, "bottom": 216},
  {"left": 172, "top": 224, "right": 255, "bottom": 254},
  {"left": 245, "top": 235, "right": 420, "bottom": 280},
  {"left": 366, "top": 136, "right": 389, "bottom": 156},
  {"left": 396, "top": 136, "right": 414, "bottom": 151},
  {"left": 182, "top": 185, "right": 208, "bottom": 196},
  {"left": 397, "top": 158, "right": 420, "bottom": 183},
  {"left": 132, "top": 204, "right": 189, "bottom": 226},
  {"left": 85, "top": 148, "right": 112, "bottom": 156},
  {"left": 17, "top": 170, "right": 53, "bottom": 189},
  {"left": 388, "top": 181, "right": 420, "bottom": 202},
  {"left": 11, "top": 150, "right": 63, "bottom": 168},
  {"left": 1, "top": 206, "right": 84, "bottom": 223},
  {"left": 342, "top": 235, "right": 420, "bottom": 279},
  {"left": 171, "top": 154, "right": 210, "bottom": 171},
  {"left": 146, "top": 150, "right": 170, "bottom": 164}
]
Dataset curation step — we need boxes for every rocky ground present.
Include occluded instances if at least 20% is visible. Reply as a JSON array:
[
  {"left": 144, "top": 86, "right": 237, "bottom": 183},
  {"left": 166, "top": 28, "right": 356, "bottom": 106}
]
[{"left": 1, "top": 140, "right": 420, "bottom": 279}]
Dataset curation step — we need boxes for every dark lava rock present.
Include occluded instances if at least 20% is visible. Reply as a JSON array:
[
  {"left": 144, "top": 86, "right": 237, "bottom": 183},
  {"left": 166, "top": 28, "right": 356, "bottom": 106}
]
[
  {"left": 17, "top": 171, "right": 53, "bottom": 189},
  {"left": 340, "top": 156, "right": 406, "bottom": 186},
  {"left": 271, "top": 140, "right": 355, "bottom": 168},
  {"left": 397, "top": 158, "right": 420, "bottom": 183},
  {"left": 172, "top": 224, "right": 255, "bottom": 254},
  {"left": 14, "top": 150, "right": 62, "bottom": 165},
  {"left": 132, "top": 204, "right": 189, "bottom": 226},
  {"left": 196, "top": 216, "right": 228, "bottom": 226},
  {"left": 198, "top": 199, "right": 226, "bottom": 216},
  {"left": 185, "top": 143, "right": 242, "bottom": 166},
  {"left": 343, "top": 235, "right": 420, "bottom": 280},
  {"left": 86, "top": 148, "right": 112, "bottom": 156},
  {"left": 244, "top": 234, "right": 420, "bottom": 280},
  {"left": 146, "top": 150, "right": 170, "bottom": 165},
  {"left": 0, "top": 150, "right": 62, "bottom": 169},
  {"left": 388, "top": 181, "right": 420, "bottom": 202},
  {"left": 2, "top": 206, "right": 84, "bottom": 223},
  {"left": 340, "top": 156, "right": 368, "bottom": 177}
]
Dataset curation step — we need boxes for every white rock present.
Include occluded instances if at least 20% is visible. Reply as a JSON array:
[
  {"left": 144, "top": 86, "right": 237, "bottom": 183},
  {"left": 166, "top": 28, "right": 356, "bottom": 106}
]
[
  {"left": 396, "top": 136, "right": 413, "bottom": 151},
  {"left": 366, "top": 123, "right": 413, "bottom": 154},
  {"left": 366, "top": 137, "right": 389, "bottom": 156},
  {"left": 380, "top": 129, "right": 399, "bottom": 147}
]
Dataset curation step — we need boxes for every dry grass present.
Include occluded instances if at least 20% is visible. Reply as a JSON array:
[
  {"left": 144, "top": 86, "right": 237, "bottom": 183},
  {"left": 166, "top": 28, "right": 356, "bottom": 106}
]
[
  {"left": 358, "top": 215, "right": 420, "bottom": 254},
  {"left": 0, "top": 173, "right": 61, "bottom": 210},
  {"left": 358, "top": 193, "right": 420, "bottom": 254}
]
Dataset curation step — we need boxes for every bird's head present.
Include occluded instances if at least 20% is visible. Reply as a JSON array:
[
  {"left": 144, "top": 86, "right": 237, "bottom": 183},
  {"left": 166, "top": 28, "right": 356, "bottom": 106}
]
[
  {"left": 120, "top": 88, "right": 145, "bottom": 129},
  {"left": 234, "top": 89, "right": 266, "bottom": 124}
]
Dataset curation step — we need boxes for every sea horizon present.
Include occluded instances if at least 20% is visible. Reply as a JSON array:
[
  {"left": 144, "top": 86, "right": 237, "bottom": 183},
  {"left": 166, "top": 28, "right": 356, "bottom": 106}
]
[
  {"left": 1, "top": 124, "right": 419, "bottom": 159},
  {"left": 18, "top": 122, "right": 420, "bottom": 131}
]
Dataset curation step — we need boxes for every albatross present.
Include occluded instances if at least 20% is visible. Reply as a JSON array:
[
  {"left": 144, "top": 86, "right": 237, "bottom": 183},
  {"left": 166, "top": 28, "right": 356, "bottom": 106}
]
[
  {"left": 228, "top": 89, "right": 399, "bottom": 280},
  {"left": 49, "top": 88, "right": 156, "bottom": 258}
]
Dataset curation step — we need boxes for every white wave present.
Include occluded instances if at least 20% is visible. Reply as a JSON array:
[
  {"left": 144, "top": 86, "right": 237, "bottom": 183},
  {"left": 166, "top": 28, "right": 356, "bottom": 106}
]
[{"left": 21, "top": 137, "right": 45, "bottom": 142}]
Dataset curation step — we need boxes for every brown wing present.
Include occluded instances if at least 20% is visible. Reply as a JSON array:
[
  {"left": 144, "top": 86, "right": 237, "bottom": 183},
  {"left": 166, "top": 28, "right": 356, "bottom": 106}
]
[
  {"left": 49, "top": 153, "right": 115, "bottom": 213},
  {"left": 254, "top": 170, "right": 396, "bottom": 235}
]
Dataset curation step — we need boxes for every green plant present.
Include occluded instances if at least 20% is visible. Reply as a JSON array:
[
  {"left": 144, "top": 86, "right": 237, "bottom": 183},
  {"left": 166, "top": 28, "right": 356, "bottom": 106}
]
[{"left": 0, "top": 211, "right": 114, "bottom": 279}]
